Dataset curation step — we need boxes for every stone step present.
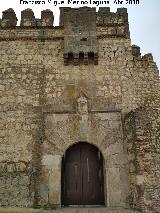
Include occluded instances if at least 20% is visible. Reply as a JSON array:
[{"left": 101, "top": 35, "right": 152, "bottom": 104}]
[{"left": 0, "top": 207, "right": 135, "bottom": 213}]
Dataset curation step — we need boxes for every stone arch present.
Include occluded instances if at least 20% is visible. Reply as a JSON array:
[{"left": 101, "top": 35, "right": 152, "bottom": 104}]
[{"left": 61, "top": 141, "right": 106, "bottom": 160}]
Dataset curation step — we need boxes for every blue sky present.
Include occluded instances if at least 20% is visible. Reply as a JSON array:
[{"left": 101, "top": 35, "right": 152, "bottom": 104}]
[{"left": 0, "top": 0, "right": 159, "bottom": 70}]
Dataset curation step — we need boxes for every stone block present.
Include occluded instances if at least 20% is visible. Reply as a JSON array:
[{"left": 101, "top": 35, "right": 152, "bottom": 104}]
[
  {"left": 39, "top": 183, "right": 49, "bottom": 202},
  {"left": 107, "top": 167, "right": 122, "bottom": 206},
  {"left": 20, "top": 8, "right": 35, "bottom": 26},
  {"left": 7, "top": 163, "right": 15, "bottom": 173},
  {"left": 0, "top": 85, "right": 5, "bottom": 91},
  {"left": 1, "top": 8, "right": 17, "bottom": 27},
  {"left": 48, "top": 169, "right": 61, "bottom": 205},
  {"left": 42, "top": 154, "right": 61, "bottom": 169},
  {"left": 0, "top": 163, "right": 6, "bottom": 173},
  {"left": 143, "top": 53, "right": 153, "bottom": 62},
  {"left": 41, "top": 9, "right": 54, "bottom": 26},
  {"left": 136, "top": 175, "right": 144, "bottom": 185},
  {"left": 132, "top": 45, "right": 141, "bottom": 57},
  {"left": 16, "top": 162, "right": 27, "bottom": 172}
]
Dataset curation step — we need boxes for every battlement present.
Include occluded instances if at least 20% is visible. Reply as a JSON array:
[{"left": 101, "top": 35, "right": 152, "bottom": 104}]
[
  {"left": 0, "top": 7, "right": 130, "bottom": 65},
  {"left": 97, "top": 7, "right": 128, "bottom": 26},
  {"left": 132, "top": 45, "right": 141, "bottom": 58},
  {"left": 1, "top": 8, "right": 18, "bottom": 27},
  {"left": 0, "top": 8, "right": 54, "bottom": 27},
  {"left": 0, "top": 7, "right": 129, "bottom": 28},
  {"left": 132, "top": 45, "right": 155, "bottom": 63}
]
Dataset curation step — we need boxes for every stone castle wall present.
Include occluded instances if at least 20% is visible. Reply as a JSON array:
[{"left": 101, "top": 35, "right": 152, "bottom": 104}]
[
  {"left": 0, "top": 7, "right": 159, "bottom": 212},
  {"left": 124, "top": 108, "right": 160, "bottom": 212}
]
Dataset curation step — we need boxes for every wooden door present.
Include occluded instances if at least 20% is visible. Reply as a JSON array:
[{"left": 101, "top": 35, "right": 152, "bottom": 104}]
[{"left": 62, "top": 142, "right": 104, "bottom": 206}]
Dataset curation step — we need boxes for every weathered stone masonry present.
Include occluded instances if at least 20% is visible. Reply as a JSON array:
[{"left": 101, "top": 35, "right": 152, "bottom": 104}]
[{"left": 0, "top": 7, "right": 160, "bottom": 212}]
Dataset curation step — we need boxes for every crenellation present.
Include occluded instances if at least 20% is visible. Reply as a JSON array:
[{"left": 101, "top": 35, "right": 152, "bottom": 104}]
[
  {"left": 97, "top": 7, "right": 111, "bottom": 25},
  {"left": 97, "top": 7, "right": 129, "bottom": 39},
  {"left": 0, "top": 7, "right": 129, "bottom": 29},
  {"left": 1, "top": 8, "right": 17, "bottom": 28},
  {"left": 132, "top": 45, "right": 141, "bottom": 58},
  {"left": 142, "top": 53, "right": 153, "bottom": 62},
  {"left": 41, "top": 9, "right": 54, "bottom": 27},
  {"left": 20, "top": 8, "right": 35, "bottom": 27},
  {"left": 117, "top": 7, "right": 128, "bottom": 17},
  {"left": 97, "top": 7, "right": 128, "bottom": 25},
  {"left": 59, "top": 7, "right": 68, "bottom": 26}
]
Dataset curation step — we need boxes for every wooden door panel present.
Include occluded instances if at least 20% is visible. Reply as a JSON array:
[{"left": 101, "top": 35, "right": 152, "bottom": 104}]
[
  {"left": 81, "top": 145, "right": 104, "bottom": 205},
  {"left": 62, "top": 142, "right": 104, "bottom": 206},
  {"left": 65, "top": 163, "right": 82, "bottom": 205}
]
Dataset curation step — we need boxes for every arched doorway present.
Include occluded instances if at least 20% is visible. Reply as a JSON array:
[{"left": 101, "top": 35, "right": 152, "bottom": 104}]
[{"left": 61, "top": 142, "right": 105, "bottom": 206}]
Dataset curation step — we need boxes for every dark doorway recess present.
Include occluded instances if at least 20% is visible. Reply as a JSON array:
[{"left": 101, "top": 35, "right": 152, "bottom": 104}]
[{"left": 61, "top": 142, "right": 105, "bottom": 206}]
